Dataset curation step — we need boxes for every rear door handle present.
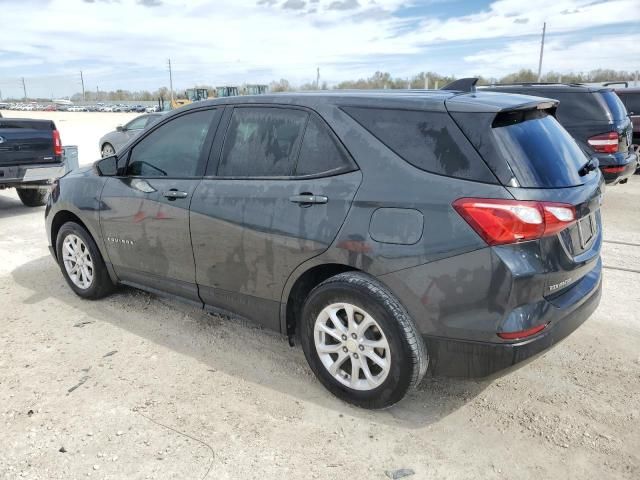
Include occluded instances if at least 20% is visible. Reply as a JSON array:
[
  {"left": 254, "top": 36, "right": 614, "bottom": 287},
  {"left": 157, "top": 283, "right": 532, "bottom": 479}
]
[
  {"left": 163, "top": 189, "right": 189, "bottom": 200},
  {"left": 289, "top": 194, "right": 328, "bottom": 205}
]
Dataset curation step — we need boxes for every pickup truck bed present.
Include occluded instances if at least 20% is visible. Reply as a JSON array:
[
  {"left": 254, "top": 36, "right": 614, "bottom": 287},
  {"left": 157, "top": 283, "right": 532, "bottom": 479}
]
[{"left": 0, "top": 117, "right": 66, "bottom": 206}]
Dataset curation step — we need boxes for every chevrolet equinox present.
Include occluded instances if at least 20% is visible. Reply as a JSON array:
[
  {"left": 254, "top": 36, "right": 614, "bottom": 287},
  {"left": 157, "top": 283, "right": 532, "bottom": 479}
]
[{"left": 45, "top": 87, "right": 603, "bottom": 408}]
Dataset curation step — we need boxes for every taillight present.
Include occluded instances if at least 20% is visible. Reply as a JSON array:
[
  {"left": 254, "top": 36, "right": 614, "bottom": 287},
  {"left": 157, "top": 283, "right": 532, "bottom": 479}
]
[
  {"left": 52, "top": 129, "right": 63, "bottom": 156},
  {"left": 601, "top": 165, "right": 625, "bottom": 174},
  {"left": 453, "top": 198, "right": 576, "bottom": 246},
  {"left": 587, "top": 131, "right": 618, "bottom": 154},
  {"left": 498, "top": 322, "right": 548, "bottom": 340}
]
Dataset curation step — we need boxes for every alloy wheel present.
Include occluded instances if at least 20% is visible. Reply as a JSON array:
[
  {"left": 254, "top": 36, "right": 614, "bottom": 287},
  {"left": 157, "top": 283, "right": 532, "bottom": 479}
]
[
  {"left": 62, "top": 234, "right": 94, "bottom": 289},
  {"left": 314, "top": 303, "right": 391, "bottom": 391}
]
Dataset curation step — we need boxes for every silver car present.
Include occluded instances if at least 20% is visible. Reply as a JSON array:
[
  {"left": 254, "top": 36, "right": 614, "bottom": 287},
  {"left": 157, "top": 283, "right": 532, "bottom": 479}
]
[{"left": 99, "top": 113, "right": 163, "bottom": 157}]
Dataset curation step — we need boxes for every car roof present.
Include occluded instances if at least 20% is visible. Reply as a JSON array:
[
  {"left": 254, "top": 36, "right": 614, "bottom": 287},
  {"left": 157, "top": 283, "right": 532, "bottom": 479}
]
[{"left": 171, "top": 90, "right": 557, "bottom": 115}]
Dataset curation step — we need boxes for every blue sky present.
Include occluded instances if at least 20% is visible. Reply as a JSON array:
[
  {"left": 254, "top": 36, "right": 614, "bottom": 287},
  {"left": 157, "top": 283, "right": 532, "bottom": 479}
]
[{"left": 0, "top": 0, "right": 638, "bottom": 99}]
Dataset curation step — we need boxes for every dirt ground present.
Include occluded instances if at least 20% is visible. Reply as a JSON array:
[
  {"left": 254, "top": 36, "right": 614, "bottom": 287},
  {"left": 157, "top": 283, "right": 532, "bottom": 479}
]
[{"left": 0, "top": 115, "right": 639, "bottom": 478}]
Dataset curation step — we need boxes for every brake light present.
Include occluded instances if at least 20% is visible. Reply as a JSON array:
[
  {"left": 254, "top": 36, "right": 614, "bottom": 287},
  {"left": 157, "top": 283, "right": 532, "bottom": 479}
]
[
  {"left": 601, "top": 166, "right": 625, "bottom": 173},
  {"left": 587, "top": 131, "right": 618, "bottom": 154},
  {"left": 52, "top": 129, "right": 63, "bottom": 156},
  {"left": 498, "top": 323, "right": 548, "bottom": 340},
  {"left": 453, "top": 198, "right": 576, "bottom": 246}
]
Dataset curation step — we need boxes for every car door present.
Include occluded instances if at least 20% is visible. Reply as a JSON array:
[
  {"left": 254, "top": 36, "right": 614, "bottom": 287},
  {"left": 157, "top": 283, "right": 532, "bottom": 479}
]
[
  {"left": 190, "top": 106, "right": 362, "bottom": 330},
  {"left": 100, "top": 107, "right": 222, "bottom": 301}
]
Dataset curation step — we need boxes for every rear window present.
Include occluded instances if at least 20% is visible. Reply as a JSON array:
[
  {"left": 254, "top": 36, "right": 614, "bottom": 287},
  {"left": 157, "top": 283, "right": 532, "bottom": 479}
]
[
  {"left": 549, "top": 92, "right": 609, "bottom": 124},
  {"left": 342, "top": 106, "right": 496, "bottom": 183},
  {"left": 491, "top": 110, "right": 590, "bottom": 188},
  {"left": 600, "top": 90, "right": 628, "bottom": 121}
]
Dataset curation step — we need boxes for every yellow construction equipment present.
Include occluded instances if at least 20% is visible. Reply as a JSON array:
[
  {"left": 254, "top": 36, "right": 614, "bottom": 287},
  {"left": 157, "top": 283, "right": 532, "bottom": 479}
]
[{"left": 171, "top": 88, "right": 211, "bottom": 109}]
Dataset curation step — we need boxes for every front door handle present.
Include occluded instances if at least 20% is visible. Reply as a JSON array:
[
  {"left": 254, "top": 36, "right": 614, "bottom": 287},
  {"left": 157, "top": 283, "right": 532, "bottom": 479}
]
[
  {"left": 163, "top": 189, "right": 189, "bottom": 200},
  {"left": 289, "top": 193, "right": 328, "bottom": 206}
]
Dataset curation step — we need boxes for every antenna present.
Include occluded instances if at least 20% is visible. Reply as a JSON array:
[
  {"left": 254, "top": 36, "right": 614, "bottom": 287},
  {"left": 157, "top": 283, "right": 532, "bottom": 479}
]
[{"left": 441, "top": 78, "right": 478, "bottom": 92}]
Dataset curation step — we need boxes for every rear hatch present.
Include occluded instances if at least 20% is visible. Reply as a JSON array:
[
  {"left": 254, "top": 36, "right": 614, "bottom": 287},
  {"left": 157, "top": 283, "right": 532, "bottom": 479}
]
[
  {"left": 0, "top": 118, "right": 59, "bottom": 166},
  {"left": 598, "top": 89, "right": 633, "bottom": 154},
  {"left": 447, "top": 93, "right": 602, "bottom": 300}
]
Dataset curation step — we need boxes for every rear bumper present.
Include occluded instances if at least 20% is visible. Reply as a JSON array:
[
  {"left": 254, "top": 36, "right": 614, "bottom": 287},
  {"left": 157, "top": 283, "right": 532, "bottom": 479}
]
[
  {"left": 0, "top": 163, "right": 65, "bottom": 185},
  {"left": 424, "top": 271, "right": 602, "bottom": 378},
  {"left": 599, "top": 152, "right": 638, "bottom": 184}
]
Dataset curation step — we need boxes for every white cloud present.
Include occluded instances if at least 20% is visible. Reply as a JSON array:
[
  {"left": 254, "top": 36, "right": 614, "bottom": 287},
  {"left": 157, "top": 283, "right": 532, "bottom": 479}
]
[{"left": 0, "top": 0, "right": 638, "bottom": 95}]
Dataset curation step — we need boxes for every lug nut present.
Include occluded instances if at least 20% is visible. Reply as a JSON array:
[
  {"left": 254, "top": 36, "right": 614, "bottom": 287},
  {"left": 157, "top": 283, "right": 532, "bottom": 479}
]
[
  {"left": 351, "top": 333, "right": 357, "bottom": 339},
  {"left": 342, "top": 347, "right": 348, "bottom": 353},
  {"left": 353, "top": 353, "right": 359, "bottom": 359},
  {"left": 359, "top": 345, "right": 364, "bottom": 351},
  {"left": 341, "top": 335, "right": 347, "bottom": 341}
]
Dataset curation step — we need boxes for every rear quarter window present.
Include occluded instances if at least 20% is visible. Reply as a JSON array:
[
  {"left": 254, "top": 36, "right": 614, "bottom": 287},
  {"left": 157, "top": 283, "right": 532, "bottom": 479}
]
[{"left": 341, "top": 106, "right": 496, "bottom": 183}]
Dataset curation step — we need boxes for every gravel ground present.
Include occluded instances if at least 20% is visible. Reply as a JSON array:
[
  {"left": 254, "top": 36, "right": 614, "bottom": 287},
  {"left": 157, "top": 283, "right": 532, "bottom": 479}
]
[{"left": 0, "top": 117, "right": 639, "bottom": 478}]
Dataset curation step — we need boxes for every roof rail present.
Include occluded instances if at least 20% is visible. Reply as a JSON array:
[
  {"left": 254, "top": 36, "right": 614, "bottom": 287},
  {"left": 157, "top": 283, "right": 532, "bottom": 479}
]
[
  {"left": 486, "top": 82, "right": 586, "bottom": 87},
  {"left": 603, "top": 81, "right": 629, "bottom": 88},
  {"left": 441, "top": 78, "right": 478, "bottom": 93}
]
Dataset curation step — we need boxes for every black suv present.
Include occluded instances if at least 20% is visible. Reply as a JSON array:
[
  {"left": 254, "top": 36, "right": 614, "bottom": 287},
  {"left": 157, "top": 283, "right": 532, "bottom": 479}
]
[
  {"left": 482, "top": 83, "right": 637, "bottom": 184},
  {"left": 46, "top": 90, "right": 603, "bottom": 408}
]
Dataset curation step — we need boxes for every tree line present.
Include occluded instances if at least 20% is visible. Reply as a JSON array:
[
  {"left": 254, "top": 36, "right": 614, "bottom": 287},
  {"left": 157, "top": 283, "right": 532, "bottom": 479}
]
[{"left": 6, "top": 68, "right": 636, "bottom": 102}]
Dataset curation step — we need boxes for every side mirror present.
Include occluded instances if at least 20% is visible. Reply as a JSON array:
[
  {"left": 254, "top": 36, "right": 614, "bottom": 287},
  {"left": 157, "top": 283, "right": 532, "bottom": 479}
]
[
  {"left": 95, "top": 155, "right": 119, "bottom": 176},
  {"left": 116, "top": 125, "right": 125, "bottom": 132}
]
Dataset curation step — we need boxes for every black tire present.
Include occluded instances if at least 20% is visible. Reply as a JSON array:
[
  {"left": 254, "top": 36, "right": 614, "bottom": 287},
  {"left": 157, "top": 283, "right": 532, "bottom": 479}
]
[
  {"left": 56, "top": 221, "right": 115, "bottom": 300},
  {"left": 16, "top": 187, "right": 49, "bottom": 207},
  {"left": 300, "top": 272, "right": 428, "bottom": 409}
]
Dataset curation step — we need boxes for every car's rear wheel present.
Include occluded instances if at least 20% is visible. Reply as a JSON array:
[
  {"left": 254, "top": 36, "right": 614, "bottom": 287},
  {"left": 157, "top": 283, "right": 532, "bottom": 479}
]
[
  {"left": 56, "top": 222, "right": 115, "bottom": 299},
  {"left": 101, "top": 143, "right": 115, "bottom": 157},
  {"left": 16, "top": 187, "right": 49, "bottom": 207},
  {"left": 300, "top": 272, "right": 428, "bottom": 409}
]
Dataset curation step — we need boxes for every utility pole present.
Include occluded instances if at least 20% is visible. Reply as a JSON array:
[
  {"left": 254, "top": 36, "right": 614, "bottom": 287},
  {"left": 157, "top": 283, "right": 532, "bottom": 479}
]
[
  {"left": 80, "top": 71, "right": 86, "bottom": 102},
  {"left": 21, "top": 77, "right": 27, "bottom": 101},
  {"left": 96, "top": 85, "right": 99, "bottom": 101},
  {"left": 537, "top": 22, "right": 546, "bottom": 82},
  {"left": 168, "top": 58, "right": 174, "bottom": 104},
  {"left": 424, "top": 75, "right": 429, "bottom": 89},
  {"left": 316, "top": 67, "right": 320, "bottom": 89}
]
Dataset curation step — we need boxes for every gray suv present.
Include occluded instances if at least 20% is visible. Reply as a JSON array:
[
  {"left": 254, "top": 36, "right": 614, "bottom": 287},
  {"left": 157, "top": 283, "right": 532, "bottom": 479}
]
[{"left": 45, "top": 90, "right": 603, "bottom": 408}]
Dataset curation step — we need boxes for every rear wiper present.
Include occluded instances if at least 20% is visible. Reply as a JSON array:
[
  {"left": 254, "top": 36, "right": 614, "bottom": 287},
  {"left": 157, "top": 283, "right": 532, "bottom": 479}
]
[{"left": 579, "top": 157, "right": 598, "bottom": 176}]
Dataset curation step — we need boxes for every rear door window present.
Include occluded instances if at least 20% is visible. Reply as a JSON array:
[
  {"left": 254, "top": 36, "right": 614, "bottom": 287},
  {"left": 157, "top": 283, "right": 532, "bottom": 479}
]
[
  {"left": 490, "top": 110, "right": 590, "bottom": 187},
  {"left": 342, "top": 107, "right": 496, "bottom": 183},
  {"left": 218, "top": 107, "right": 308, "bottom": 177}
]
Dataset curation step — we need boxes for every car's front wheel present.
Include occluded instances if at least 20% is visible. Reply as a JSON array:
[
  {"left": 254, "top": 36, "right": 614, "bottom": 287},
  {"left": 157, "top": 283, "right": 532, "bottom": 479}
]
[
  {"left": 300, "top": 272, "right": 428, "bottom": 409},
  {"left": 56, "top": 222, "right": 115, "bottom": 299}
]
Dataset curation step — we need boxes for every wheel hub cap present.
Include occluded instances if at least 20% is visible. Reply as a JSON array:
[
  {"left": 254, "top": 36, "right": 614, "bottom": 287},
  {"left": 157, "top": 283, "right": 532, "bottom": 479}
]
[{"left": 314, "top": 303, "right": 391, "bottom": 391}]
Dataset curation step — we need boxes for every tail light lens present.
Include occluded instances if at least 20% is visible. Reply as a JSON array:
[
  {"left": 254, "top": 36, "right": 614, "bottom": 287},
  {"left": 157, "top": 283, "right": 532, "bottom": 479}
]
[
  {"left": 601, "top": 165, "right": 625, "bottom": 174},
  {"left": 587, "top": 131, "right": 618, "bottom": 154},
  {"left": 52, "top": 129, "right": 63, "bottom": 156},
  {"left": 498, "top": 322, "right": 548, "bottom": 340},
  {"left": 453, "top": 198, "right": 576, "bottom": 246}
]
